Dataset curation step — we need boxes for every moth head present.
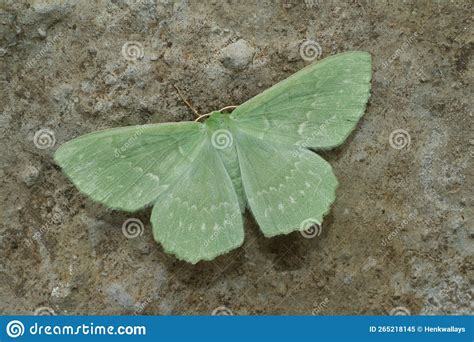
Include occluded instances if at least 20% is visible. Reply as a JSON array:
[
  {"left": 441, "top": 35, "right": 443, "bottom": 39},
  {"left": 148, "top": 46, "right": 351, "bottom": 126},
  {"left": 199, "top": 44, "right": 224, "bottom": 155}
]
[{"left": 204, "top": 111, "right": 229, "bottom": 128}]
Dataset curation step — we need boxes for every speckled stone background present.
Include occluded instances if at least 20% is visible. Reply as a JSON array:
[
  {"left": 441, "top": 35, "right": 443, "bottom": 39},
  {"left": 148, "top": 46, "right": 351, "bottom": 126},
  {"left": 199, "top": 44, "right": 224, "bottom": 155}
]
[{"left": 0, "top": 0, "right": 472, "bottom": 315}]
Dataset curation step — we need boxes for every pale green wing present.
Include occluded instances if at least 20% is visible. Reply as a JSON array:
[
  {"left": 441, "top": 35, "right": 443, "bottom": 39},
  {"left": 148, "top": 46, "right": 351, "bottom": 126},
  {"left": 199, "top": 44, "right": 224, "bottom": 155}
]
[
  {"left": 151, "top": 139, "right": 244, "bottom": 264},
  {"left": 234, "top": 130, "right": 337, "bottom": 237},
  {"left": 230, "top": 52, "right": 372, "bottom": 149},
  {"left": 54, "top": 122, "right": 206, "bottom": 211}
]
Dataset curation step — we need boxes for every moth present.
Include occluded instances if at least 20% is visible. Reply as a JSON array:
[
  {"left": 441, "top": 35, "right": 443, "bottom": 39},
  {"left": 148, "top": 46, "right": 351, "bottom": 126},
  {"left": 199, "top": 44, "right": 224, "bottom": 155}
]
[{"left": 55, "top": 52, "right": 372, "bottom": 263}]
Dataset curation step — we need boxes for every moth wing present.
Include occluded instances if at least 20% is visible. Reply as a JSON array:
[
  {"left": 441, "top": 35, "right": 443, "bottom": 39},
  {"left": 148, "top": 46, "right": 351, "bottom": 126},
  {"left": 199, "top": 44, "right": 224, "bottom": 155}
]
[
  {"left": 54, "top": 122, "right": 206, "bottom": 211},
  {"left": 234, "top": 130, "right": 337, "bottom": 237},
  {"left": 151, "top": 139, "right": 244, "bottom": 263},
  {"left": 230, "top": 51, "right": 372, "bottom": 149}
]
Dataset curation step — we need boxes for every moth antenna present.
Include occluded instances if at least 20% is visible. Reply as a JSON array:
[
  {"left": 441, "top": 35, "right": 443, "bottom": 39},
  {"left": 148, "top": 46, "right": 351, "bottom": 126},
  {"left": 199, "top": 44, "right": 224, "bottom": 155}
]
[
  {"left": 218, "top": 105, "right": 238, "bottom": 112},
  {"left": 194, "top": 112, "right": 212, "bottom": 122},
  {"left": 172, "top": 84, "right": 200, "bottom": 118}
]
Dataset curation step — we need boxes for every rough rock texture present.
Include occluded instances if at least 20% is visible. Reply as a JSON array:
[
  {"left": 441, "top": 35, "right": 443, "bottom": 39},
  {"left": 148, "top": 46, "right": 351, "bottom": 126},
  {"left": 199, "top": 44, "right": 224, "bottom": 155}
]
[
  {"left": 0, "top": 0, "right": 472, "bottom": 315},
  {"left": 219, "top": 39, "right": 255, "bottom": 70}
]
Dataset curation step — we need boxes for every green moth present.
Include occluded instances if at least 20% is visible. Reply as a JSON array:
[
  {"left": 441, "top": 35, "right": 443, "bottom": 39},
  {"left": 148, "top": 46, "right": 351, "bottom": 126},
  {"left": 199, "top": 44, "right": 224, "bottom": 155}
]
[{"left": 54, "top": 51, "right": 372, "bottom": 263}]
